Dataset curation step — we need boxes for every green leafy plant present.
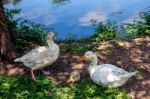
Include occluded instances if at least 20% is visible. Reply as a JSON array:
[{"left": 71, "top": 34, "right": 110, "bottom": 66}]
[
  {"left": 15, "top": 20, "right": 49, "bottom": 50},
  {"left": 124, "top": 8, "right": 150, "bottom": 38},
  {"left": 4, "top": 8, "right": 50, "bottom": 51},
  {"left": 91, "top": 22, "right": 117, "bottom": 43},
  {"left": 4, "top": 8, "right": 21, "bottom": 33},
  {"left": 124, "top": 22, "right": 147, "bottom": 37}
]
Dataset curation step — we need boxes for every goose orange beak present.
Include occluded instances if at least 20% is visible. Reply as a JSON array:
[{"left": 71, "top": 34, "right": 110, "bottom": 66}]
[{"left": 80, "top": 55, "right": 87, "bottom": 61}]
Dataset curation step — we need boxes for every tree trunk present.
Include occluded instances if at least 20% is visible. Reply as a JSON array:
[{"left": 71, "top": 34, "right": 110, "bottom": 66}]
[{"left": 0, "top": 0, "right": 16, "bottom": 60}]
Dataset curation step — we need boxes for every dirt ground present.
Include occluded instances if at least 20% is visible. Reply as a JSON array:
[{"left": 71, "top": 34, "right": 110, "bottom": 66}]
[{"left": 0, "top": 37, "right": 150, "bottom": 99}]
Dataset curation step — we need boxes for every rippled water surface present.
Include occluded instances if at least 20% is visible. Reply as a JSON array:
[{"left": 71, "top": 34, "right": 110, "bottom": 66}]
[{"left": 3, "top": 0, "right": 150, "bottom": 39}]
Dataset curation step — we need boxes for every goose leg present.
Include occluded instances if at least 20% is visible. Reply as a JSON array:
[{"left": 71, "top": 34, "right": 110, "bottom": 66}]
[
  {"left": 31, "top": 69, "right": 36, "bottom": 81},
  {"left": 41, "top": 69, "right": 50, "bottom": 75}
]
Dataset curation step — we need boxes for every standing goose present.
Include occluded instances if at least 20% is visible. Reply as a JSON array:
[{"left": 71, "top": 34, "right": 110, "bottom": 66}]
[
  {"left": 14, "top": 33, "right": 60, "bottom": 81},
  {"left": 80, "top": 51, "right": 136, "bottom": 88}
]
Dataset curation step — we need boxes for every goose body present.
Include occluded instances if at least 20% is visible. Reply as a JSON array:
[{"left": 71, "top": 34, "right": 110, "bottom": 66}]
[
  {"left": 15, "top": 44, "right": 59, "bottom": 70},
  {"left": 14, "top": 33, "right": 59, "bottom": 80},
  {"left": 81, "top": 51, "right": 136, "bottom": 88}
]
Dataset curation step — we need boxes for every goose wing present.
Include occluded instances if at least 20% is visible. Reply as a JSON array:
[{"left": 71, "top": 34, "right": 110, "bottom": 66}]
[
  {"left": 20, "top": 46, "right": 50, "bottom": 63},
  {"left": 102, "top": 64, "right": 127, "bottom": 76}
]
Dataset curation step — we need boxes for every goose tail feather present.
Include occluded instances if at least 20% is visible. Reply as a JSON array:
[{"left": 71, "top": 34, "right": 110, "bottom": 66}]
[
  {"left": 122, "top": 72, "right": 136, "bottom": 78},
  {"left": 14, "top": 58, "right": 22, "bottom": 62}
]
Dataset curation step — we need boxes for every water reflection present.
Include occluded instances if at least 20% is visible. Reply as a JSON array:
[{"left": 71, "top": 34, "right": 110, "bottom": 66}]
[
  {"left": 51, "top": 0, "right": 70, "bottom": 5},
  {"left": 3, "top": 0, "right": 150, "bottom": 39},
  {"left": 79, "top": 11, "right": 107, "bottom": 26}
]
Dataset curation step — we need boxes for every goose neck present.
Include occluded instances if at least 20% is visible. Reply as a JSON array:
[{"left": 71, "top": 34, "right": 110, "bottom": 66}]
[
  {"left": 47, "top": 39, "right": 55, "bottom": 47},
  {"left": 90, "top": 55, "right": 98, "bottom": 66}
]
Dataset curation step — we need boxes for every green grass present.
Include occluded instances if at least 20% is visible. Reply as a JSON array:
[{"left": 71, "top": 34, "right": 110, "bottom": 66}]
[{"left": 0, "top": 76, "right": 128, "bottom": 99}]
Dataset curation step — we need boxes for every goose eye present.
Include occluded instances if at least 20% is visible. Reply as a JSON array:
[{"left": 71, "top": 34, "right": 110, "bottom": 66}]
[{"left": 86, "top": 54, "right": 89, "bottom": 56}]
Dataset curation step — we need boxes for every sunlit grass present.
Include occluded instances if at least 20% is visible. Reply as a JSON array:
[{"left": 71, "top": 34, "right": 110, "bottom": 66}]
[{"left": 0, "top": 76, "right": 128, "bottom": 99}]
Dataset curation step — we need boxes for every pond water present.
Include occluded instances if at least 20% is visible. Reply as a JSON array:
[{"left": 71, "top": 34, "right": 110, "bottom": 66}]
[{"left": 3, "top": 0, "right": 150, "bottom": 39}]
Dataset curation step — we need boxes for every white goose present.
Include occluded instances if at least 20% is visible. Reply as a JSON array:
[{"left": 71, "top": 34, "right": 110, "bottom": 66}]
[
  {"left": 80, "top": 51, "right": 136, "bottom": 88},
  {"left": 14, "top": 33, "right": 60, "bottom": 81}
]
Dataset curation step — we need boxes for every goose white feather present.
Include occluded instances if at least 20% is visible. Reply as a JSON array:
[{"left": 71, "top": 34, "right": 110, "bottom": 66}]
[
  {"left": 14, "top": 33, "right": 59, "bottom": 80},
  {"left": 81, "top": 51, "right": 136, "bottom": 88}
]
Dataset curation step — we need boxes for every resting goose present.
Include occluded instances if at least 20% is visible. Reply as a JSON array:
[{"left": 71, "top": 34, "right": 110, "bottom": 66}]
[
  {"left": 14, "top": 33, "right": 60, "bottom": 81},
  {"left": 80, "top": 51, "right": 136, "bottom": 88}
]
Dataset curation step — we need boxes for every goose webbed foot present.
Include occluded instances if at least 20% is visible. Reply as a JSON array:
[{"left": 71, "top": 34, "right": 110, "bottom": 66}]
[{"left": 41, "top": 69, "right": 50, "bottom": 75}]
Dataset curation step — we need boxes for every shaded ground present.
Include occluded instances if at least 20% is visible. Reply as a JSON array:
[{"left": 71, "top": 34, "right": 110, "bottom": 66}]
[{"left": 0, "top": 37, "right": 150, "bottom": 99}]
